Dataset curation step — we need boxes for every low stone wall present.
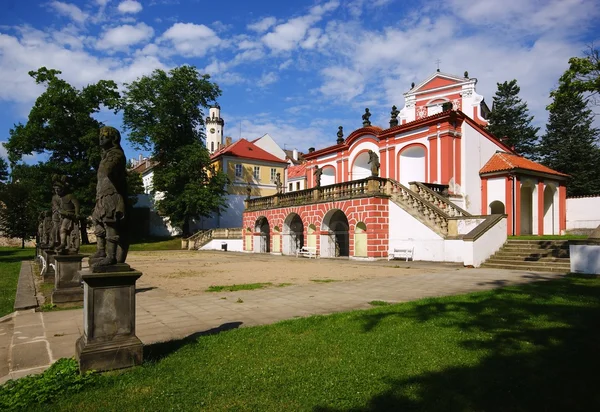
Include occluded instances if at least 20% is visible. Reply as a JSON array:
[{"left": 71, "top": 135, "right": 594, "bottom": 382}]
[
  {"left": 567, "top": 196, "right": 600, "bottom": 230},
  {"left": 0, "top": 237, "right": 35, "bottom": 247}
]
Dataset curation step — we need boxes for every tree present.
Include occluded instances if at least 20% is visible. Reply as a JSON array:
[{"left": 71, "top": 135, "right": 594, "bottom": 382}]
[
  {"left": 0, "top": 157, "right": 8, "bottom": 186},
  {"left": 486, "top": 79, "right": 540, "bottom": 159},
  {"left": 539, "top": 87, "right": 600, "bottom": 197},
  {"left": 4, "top": 67, "right": 120, "bottom": 243},
  {"left": 122, "top": 66, "right": 228, "bottom": 236},
  {"left": 0, "top": 180, "right": 40, "bottom": 248},
  {"left": 550, "top": 46, "right": 600, "bottom": 109}
]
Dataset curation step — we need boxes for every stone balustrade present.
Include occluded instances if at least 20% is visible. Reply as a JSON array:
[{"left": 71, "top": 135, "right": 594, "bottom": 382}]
[{"left": 409, "top": 181, "right": 471, "bottom": 217}]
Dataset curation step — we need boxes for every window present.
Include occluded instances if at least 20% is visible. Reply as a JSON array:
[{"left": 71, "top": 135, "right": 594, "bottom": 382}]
[
  {"left": 270, "top": 168, "right": 277, "bottom": 182},
  {"left": 211, "top": 141, "right": 214, "bottom": 152},
  {"left": 296, "top": 182, "right": 300, "bottom": 190},
  {"left": 289, "top": 183, "right": 293, "bottom": 192},
  {"left": 253, "top": 166, "right": 260, "bottom": 180},
  {"left": 235, "top": 164, "right": 242, "bottom": 178}
]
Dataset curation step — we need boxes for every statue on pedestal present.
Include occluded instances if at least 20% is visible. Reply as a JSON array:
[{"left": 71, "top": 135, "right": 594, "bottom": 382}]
[
  {"left": 314, "top": 165, "right": 323, "bottom": 187},
  {"left": 336, "top": 126, "right": 344, "bottom": 144},
  {"left": 368, "top": 150, "right": 380, "bottom": 177},
  {"left": 52, "top": 175, "right": 81, "bottom": 254},
  {"left": 389, "top": 105, "right": 399, "bottom": 127},
  {"left": 362, "top": 108, "right": 371, "bottom": 127},
  {"left": 90, "top": 126, "right": 129, "bottom": 268},
  {"left": 274, "top": 172, "right": 283, "bottom": 194}
]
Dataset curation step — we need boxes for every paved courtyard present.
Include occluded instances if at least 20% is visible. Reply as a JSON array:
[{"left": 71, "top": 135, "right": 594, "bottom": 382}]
[{"left": 0, "top": 251, "right": 565, "bottom": 384}]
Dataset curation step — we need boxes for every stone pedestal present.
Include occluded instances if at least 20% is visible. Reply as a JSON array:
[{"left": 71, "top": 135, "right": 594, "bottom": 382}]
[
  {"left": 569, "top": 239, "right": 600, "bottom": 274},
  {"left": 52, "top": 254, "right": 85, "bottom": 304},
  {"left": 76, "top": 265, "right": 143, "bottom": 374},
  {"left": 41, "top": 249, "right": 56, "bottom": 283}
]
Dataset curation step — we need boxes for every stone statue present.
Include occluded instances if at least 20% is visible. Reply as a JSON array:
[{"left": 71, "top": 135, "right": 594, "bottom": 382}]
[
  {"left": 336, "top": 126, "right": 344, "bottom": 144},
  {"left": 362, "top": 108, "right": 371, "bottom": 127},
  {"left": 90, "top": 126, "right": 129, "bottom": 268},
  {"left": 314, "top": 165, "right": 323, "bottom": 187},
  {"left": 51, "top": 184, "right": 62, "bottom": 248},
  {"left": 52, "top": 175, "right": 81, "bottom": 254},
  {"left": 275, "top": 172, "right": 283, "bottom": 194},
  {"left": 37, "top": 212, "right": 45, "bottom": 247},
  {"left": 368, "top": 150, "right": 380, "bottom": 177},
  {"left": 42, "top": 210, "right": 53, "bottom": 247},
  {"left": 246, "top": 182, "right": 252, "bottom": 200},
  {"left": 389, "top": 105, "right": 399, "bottom": 127}
]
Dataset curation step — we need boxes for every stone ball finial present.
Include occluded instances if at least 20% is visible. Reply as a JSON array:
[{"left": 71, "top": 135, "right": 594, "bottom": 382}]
[{"left": 411, "top": 82, "right": 415, "bottom": 88}]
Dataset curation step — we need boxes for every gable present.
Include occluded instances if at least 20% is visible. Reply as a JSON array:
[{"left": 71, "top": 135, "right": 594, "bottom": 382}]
[{"left": 418, "top": 76, "right": 461, "bottom": 92}]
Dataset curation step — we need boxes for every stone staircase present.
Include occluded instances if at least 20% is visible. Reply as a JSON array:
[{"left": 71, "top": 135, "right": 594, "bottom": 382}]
[{"left": 481, "top": 239, "right": 571, "bottom": 272}]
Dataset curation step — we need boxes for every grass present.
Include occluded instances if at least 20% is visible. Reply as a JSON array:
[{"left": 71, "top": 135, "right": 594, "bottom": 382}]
[
  {"left": 0, "top": 247, "right": 35, "bottom": 317},
  {"left": 7, "top": 274, "right": 599, "bottom": 411},
  {"left": 206, "top": 283, "right": 273, "bottom": 292},
  {"left": 508, "top": 234, "right": 587, "bottom": 240},
  {"left": 79, "top": 236, "right": 181, "bottom": 254},
  {"left": 310, "top": 279, "right": 339, "bottom": 283}
]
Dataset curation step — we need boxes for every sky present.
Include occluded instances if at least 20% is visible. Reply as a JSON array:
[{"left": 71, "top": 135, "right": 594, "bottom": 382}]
[{"left": 0, "top": 0, "right": 598, "bottom": 165}]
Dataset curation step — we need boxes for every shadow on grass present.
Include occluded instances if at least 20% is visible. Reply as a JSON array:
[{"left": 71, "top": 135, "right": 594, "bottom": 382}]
[
  {"left": 143, "top": 321, "right": 243, "bottom": 363},
  {"left": 0, "top": 249, "right": 35, "bottom": 264},
  {"left": 316, "top": 275, "right": 600, "bottom": 411}
]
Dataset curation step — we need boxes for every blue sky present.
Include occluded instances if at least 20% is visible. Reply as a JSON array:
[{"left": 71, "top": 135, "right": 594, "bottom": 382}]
[{"left": 0, "top": 0, "right": 598, "bottom": 164}]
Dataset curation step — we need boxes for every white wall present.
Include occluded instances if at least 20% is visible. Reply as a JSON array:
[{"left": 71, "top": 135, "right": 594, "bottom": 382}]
[
  {"left": 253, "top": 134, "right": 287, "bottom": 160},
  {"left": 486, "top": 177, "right": 505, "bottom": 213},
  {"left": 567, "top": 196, "right": 600, "bottom": 229},
  {"left": 462, "top": 122, "right": 506, "bottom": 214},
  {"left": 191, "top": 194, "right": 246, "bottom": 231},
  {"left": 570, "top": 244, "right": 600, "bottom": 274},
  {"left": 463, "top": 217, "right": 507, "bottom": 267},
  {"left": 200, "top": 239, "right": 243, "bottom": 252}
]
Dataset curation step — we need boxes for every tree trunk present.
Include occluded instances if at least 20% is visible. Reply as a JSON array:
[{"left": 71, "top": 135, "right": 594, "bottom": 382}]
[
  {"left": 80, "top": 217, "right": 90, "bottom": 244},
  {"left": 183, "top": 217, "right": 190, "bottom": 238},
  {"left": 21, "top": 237, "right": 25, "bottom": 249}
]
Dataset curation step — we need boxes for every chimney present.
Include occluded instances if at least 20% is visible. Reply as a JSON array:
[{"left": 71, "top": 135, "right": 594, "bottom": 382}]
[
  {"left": 308, "top": 147, "right": 315, "bottom": 153},
  {"left": 138, "top": 154, "right": 143, "bottom": 163},
  {"left": 293, "top": 149, "right": 298, "bottom": 161},
  {"left": 225, "top": 136, "right": 232, "bottom": 146}
]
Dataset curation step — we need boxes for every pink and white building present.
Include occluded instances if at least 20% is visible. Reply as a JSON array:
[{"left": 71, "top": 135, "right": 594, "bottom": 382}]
[{"left": 242, "top": 71, "right": 568, "bottom": 265}]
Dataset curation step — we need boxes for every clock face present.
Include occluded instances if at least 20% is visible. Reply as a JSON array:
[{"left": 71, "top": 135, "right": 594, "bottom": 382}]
[{"left": 210, "top": 128, "right": 216, "bottom": 133}]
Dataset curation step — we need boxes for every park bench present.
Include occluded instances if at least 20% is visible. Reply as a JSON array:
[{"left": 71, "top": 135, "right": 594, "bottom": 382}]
[
  {"left": 296, "top": 246, "right": 318, "bottom": 259},
  {"left": 388, "top": 247, "right": 414, "bottom": 261}
]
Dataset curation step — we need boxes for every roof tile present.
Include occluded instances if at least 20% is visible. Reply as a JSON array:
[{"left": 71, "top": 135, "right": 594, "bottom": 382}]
[
  {"left": 480, "top": 152, "right": 569, "bottom": 177},
  {"left": 210, "top": 138, "right": 288, "bottom": 164}
]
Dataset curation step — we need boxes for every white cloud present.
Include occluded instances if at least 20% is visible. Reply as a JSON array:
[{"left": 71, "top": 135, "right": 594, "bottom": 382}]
[
  {"left": 159, "top": 22, "right": 221, "bottom": 57},
  {"left": 117, "top": 0, "right": 143, "bottom": 14},
  {"left": 247, "top": 17, "right": 277, "bottom": 33},
  {"left": 261, "top": 0, "right": 339, "bottom": 52},
  {"left": 257, "top": 72, "right": 278, "bottom": 87},
  {"left": 97, "top": 23, "right": 154, "bottom": 51},
  {"left": 319, "top": 66, "right": 365, "bottom": 101},
  {"left": 48, "top": 1, "right": 88, "bottom": 24}
]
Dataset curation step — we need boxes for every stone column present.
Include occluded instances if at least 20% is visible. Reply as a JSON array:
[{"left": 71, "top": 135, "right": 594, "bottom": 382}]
[
  {"left": 76, "top": 265, "right": 143, "bottom": 373},
  {"left": 52, "top": 254, "right": 85, "bottom": 304}
]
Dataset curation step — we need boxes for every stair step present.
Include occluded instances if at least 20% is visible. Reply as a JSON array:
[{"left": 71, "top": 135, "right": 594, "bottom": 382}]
[
  {"left": 480, "top": 263, "right": 570, "bottom": 273},
  {"left": 492, "top": 252, "right": 570, "bottom": 259},
  {"left": 486, "top": 257, "right": 570, "bottom": 266},
  {"left": 505, "top": 240, "right": 570, "bottom": 245}
]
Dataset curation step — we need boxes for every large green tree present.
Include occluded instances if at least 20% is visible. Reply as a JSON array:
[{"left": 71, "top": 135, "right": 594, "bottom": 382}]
[
  {"left": 0, "top": 179, "right": 40, "bottom": 248},
  {"left": 550, "top": 46, "right": 600, "bottom": 109},
  {"left": 486, "top": 79, "right": 540, "bottom": 159},
  {"left": 539, "top": 87, "right": 600, "bottom": 197},
  {"left": 4, "top": 67, "right": 121, "bottom": 243},
  {"left": 121, "top": 66, "right": 229, "bottom": 235}
]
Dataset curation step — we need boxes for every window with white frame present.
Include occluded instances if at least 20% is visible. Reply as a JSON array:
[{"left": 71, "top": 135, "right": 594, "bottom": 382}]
[
  {"left": 235, "top": 164, "right": 242, "bottom": 178},
  {"left": 270, "top": 168, "right": 277, "bottom": 182},
  {"left": 289, "top": 183, "right": 293, "bottom": 192},
  {"left": 253, "top": 166, "right": 260, "bottom": 180},
  {"left": 296, "top": 182, "right": 300, "bottom": 190}
]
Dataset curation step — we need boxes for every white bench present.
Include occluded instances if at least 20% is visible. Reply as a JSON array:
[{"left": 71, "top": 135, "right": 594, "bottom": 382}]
[
  {"left": 296, "top": 246, "right": 318, "bottom": 259},
  {"left": 388, "top": 247, "right": 414, "bottom": 261}
]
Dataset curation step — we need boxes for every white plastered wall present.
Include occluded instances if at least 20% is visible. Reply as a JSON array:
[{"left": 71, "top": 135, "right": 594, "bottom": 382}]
[
  {"left": 347, "top": 138, "right": 379, "bottom": 180},
  {"left": 566, "top": 196, "right": 600, "bottom": 230},
  {"left": 486, "top": 177, "right": 505, "bottom": 214},
  {"left": 461, "top": 122, "right": 506, "bottom": 214}
]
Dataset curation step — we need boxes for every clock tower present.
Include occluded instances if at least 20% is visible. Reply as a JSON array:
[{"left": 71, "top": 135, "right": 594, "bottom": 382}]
[{"left": 205, "top": 103, "right": 225, "bottom": 154}]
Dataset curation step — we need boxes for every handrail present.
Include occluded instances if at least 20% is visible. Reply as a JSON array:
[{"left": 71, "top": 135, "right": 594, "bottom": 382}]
[
  {"left": 387, "top": 179, "right": 450, "bottom": 236},
  {"left": 186, "top": 228, "right": 244, "bottom": 250},
  {"left": 409, "top": 181, "right": 471, "bottom": 217}
]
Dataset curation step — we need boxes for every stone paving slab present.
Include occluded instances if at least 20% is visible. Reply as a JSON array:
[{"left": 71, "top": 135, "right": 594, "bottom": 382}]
[
  {"left": 13, "top": 262, "right": 38, "bottom": 311},
  {"left": 0, "top": 267, "right": 565, "bottom": 384}
]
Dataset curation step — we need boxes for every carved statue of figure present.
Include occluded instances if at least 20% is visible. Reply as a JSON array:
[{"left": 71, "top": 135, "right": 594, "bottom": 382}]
[
  {"left": 336, "top": 126, "right": 344, "bottom": 144},
  {"left": 37, "top": 212, "right": 45, "bottom": 247},
  {"left": 52, "top": 175, "right": 81, "bottom": 254},
  {"left": 362, "top": 108, "right": 371, "bottom": 127},
  {"left": 42, "top": 210, "right": 53, "bottom": 247},
  {"left": 246, "top": 182, "right": 252, "bottom": 199},
  {"left": 314, "top": 165, "right": 323, "bottom": 187},
  {"left": 51, "top": 185, "right": 62, "bottom": 248},
  {"left": 389, "top": 105, "right": 400, "bottom": 127},
  {"left": 90, "top": 126, "right": 129, "bottom": 268},
  {"left": 274, "top": 172, "right": 283, "bottom": 194},
  {"left": 368, "top": 150, "right": 380, "bottom": 177}
]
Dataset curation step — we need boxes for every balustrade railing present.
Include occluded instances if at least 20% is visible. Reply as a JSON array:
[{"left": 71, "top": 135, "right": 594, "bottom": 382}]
[
  {"left": 388, "top": 179, "right": 449, "bottom": 236},
  {"left": 409, "top": 181, "right": 471, "bottom": 217}
]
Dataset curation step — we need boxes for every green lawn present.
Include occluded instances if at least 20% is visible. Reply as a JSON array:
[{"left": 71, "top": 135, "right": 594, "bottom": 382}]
[
  {"left": 0, "top": 248, "right": 35, "bottom": 317},
  {"left": 79, "top": 236, "right": 182, "bottom": 254},
  {"left": 3, "top": 274, "right": 598, "bottom": 411}
]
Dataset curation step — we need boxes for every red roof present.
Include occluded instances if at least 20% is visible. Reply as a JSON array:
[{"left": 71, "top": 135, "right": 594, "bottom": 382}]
[
  {"left": 287, "top": 164, "right": 306, "bottom": 179},
  {"left": 210, "top": 138, "right": 288, "bottom": 164},
  {"left": 131, "top": 159, "right": 157, "bottom": 174},
  {"left": 480, "top": 152, "right": 569, "bottom": 177}
]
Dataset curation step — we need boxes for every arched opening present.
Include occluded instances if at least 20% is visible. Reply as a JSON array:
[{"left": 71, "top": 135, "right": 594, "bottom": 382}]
[
  {"left": 520, "top": 182, "right": 534, "bottom": 235},
  {"left": 320, "top": 209, "right": 349, "bottom": 258},
  {"left": 351, "top": 151, "right": 371, "bottom": 180},
  {"left": 282, "top": 213, "right": 304, "bottom": 255},
  {"left": 253, "top": 217, "right": 270, "bottom": 253},
  {"left": 544, "top": 185, "right": 557, "bottom": 235},
  {"left": 399, "top": 145, "right": 426, "bottom": 186},
  {"left": 354, "top": 222, "right": 368, "bottom": 257},
  {"left": 489, "top": 200, "right": 505, "bottom": 215},
  {"left": 322, "top": 166, "right": 336, "bottom": 186}
]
